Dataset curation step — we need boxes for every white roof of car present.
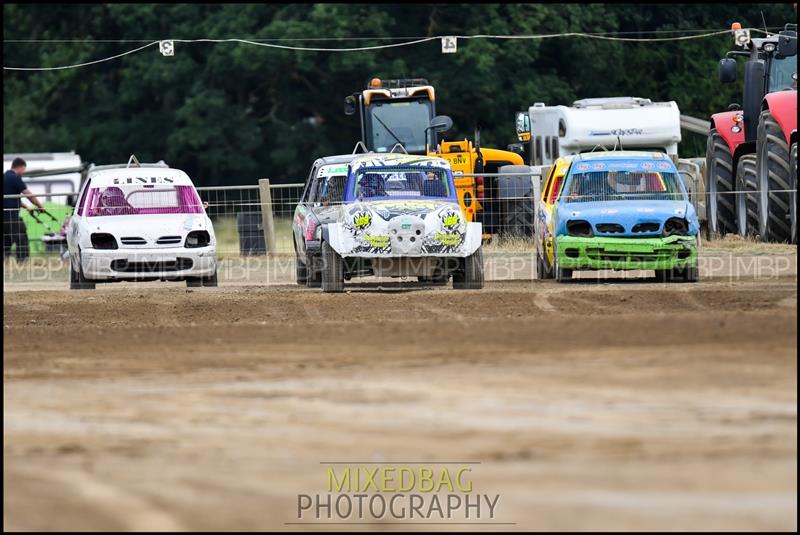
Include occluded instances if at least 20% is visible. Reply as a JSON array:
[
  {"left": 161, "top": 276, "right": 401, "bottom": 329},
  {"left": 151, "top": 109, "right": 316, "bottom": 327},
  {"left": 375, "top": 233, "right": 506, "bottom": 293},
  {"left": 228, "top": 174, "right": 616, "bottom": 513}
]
[
  {"left": 87, "top": 166, "right": 194, "bottom": 187},
  {"left": 350, "top": 153, "right": 451, "bottom": 171}
]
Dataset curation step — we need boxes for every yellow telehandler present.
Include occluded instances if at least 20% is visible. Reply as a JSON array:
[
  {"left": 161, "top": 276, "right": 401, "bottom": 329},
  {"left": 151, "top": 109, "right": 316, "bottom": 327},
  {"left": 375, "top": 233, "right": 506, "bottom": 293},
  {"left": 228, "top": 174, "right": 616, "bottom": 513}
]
[{"left": 344, "top": 78, "right": 531, "bottom": 238}]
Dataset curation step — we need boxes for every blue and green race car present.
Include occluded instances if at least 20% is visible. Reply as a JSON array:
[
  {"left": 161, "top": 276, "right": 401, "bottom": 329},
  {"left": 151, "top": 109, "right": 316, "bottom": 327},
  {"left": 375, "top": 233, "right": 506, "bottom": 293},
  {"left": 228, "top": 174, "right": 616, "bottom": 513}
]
[{"left": 547, "top": 152, "right": 700, "bottom": 282}]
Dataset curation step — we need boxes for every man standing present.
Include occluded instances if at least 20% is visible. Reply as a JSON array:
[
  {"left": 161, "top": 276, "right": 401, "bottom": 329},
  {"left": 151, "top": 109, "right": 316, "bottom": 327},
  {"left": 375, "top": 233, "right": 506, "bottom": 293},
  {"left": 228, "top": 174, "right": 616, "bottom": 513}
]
[{"left": 4, "top": 157, "right": 45, "bottom": 261}]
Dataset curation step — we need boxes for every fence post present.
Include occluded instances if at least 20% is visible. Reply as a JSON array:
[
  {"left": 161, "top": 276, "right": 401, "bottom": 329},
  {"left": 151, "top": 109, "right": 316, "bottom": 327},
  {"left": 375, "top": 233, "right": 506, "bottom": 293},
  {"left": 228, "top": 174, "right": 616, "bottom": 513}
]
[{"left": 258, "top": 178, "right": 277, "bottom": 255}]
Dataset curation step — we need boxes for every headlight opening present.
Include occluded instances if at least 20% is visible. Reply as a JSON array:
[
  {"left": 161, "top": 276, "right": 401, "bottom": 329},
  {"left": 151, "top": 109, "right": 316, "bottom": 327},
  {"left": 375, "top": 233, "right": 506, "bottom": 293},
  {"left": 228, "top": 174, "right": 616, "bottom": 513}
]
[{"left": 185, "top": 230, "right": 211, "bottom": 248}]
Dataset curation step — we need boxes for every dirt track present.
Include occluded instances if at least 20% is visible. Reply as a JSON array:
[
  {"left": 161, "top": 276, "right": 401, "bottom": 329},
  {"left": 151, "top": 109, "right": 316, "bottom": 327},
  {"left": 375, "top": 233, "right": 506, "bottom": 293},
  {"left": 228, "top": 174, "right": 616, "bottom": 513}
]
[{"left": 3, "top": 278, "right": 797, "bottom": 531}]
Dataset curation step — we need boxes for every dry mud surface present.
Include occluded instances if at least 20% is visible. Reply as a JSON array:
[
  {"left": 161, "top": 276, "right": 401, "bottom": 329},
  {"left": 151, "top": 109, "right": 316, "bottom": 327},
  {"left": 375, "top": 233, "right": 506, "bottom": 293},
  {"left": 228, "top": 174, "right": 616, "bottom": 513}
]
[{"left": 3, "top": 277, "right": 797, "bottom": 531}]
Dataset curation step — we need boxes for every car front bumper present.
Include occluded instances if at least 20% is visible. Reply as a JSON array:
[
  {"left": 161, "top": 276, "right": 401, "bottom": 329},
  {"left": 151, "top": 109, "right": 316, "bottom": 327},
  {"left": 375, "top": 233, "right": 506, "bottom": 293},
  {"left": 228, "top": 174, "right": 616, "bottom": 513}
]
[
  {"left": 80, "top": 246, "right": 217, "bottom": 280},
  {"left": 555, "top": 235, "right": 697, "bottom": 271}
]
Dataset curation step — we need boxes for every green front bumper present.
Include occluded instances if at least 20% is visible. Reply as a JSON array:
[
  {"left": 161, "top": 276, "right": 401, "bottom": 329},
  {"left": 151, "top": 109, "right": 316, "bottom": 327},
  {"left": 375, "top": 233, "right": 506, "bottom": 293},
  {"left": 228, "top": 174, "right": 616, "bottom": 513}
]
[{"left": 555, "top": 235, "right": 697, "bottom": 271}]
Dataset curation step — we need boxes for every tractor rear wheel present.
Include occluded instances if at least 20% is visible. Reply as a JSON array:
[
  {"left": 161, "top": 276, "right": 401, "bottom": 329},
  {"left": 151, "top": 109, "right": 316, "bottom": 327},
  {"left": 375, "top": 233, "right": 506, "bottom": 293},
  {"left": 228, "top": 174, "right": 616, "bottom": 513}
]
[
  {"left": 790, "top": 142, "right": 797, "bottom": 244},
  {"left": 735, "top": 154, "right": 759, "bottom": 237},
  {"left": 756, "top": 109, "right": 793, "bottom": 242},
  {"left": 705, "top": 129, "right": 736, "bottom": 239}
]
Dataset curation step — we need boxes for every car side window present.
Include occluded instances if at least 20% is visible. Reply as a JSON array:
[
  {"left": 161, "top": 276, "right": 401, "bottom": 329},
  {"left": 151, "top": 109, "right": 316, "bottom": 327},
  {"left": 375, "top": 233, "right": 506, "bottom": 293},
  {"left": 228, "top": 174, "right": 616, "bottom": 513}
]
[
  {"left": 307, "top": 176, "right": 323, "bottom": 204},
  {"left": 301, "top": 164, "right": 319, "bottom": 203},
  {"left": 313, "top": 175, "right": 346, "bottom": 206},
  {"left": 541, "top": 165, "right": 556, "bottom": 202},
  {"left": 75, "top": 178, "right": 92, "bottom": 216},
  {"left": 548, "top": 173, "right": 565, "bottom": 204}
]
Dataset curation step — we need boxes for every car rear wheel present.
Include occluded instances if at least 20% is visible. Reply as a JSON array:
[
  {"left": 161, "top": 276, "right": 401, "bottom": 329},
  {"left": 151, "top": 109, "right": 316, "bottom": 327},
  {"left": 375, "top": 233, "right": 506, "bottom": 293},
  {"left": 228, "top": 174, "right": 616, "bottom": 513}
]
[
  {"left": 536, "top": 251, "right": 553, "bottom": 280},
  {"left": 321, "top": 241, "right": 344, "bottom": 293},
  {"left": 306, "top": 255, "right": 322, "bottom": 287},
  {"left": 452, "top": 247, "right": 484, "bottom": 289},
  {"left": 295, "top": 254, "right": 308, "bottom": 285}
]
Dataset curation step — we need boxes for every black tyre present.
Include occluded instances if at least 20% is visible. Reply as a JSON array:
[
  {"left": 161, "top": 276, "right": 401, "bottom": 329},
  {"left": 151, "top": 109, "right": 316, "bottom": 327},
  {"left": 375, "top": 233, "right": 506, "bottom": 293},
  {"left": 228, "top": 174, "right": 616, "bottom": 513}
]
[
  {"left": 756, "top": 109, "right": 793, "bottom": 242},
  {"left": 418, "top": 274, "right": 449, "bottom": 286},
  {"left": 306, "top": 268, "right": 322, "bottom": 288},
  {"left": 498, "top": 165, "right": 534, "bottom": 238},
  {"left": 69, "top": 250, "right": 95, "bottom": 290},
  {"left": 321, "top": 241, "right": 344, "bottom": 293},
  {"left": 452, "top": 247, "right": 484, "bottom": 290},
  {"left": 655, "top": 263, "right": 698, "bottom": 283},
  {"left": 501, "top": 198, "right": 534, "bottom": 238},
  {"left": 536, "top": 251, "right": 552, "bottom": 280},
  {"left": 705, "top": 129, "right": 736, "bottom": 239},
  {"left": 187, "top": 270, "right": 218, "bottom": 287},
  {"left": 790, "top": 142, "right": 797, "bottom": 244},
  {"left": 553, "top": 248, "right": 572, "bottom": 282},
  {"left": 295, "top": 254, "right": 308, "bottom": 285},
  {"left": 306, "top": 255, "right": 322, "bottom": 287},
  {"left": 734, "top": 154, "right": 759, "bottom": 237}
]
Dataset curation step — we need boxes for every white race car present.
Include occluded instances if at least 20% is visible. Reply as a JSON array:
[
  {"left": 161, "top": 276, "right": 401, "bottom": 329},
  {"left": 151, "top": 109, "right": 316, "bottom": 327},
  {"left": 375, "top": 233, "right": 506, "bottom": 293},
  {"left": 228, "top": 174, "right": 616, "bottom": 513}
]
[
  {"left": 66, "top": 158, "right": 217, "bottom": 289},
  {"left": 295, "top": 153, "right": 485, "bottom": 292}
]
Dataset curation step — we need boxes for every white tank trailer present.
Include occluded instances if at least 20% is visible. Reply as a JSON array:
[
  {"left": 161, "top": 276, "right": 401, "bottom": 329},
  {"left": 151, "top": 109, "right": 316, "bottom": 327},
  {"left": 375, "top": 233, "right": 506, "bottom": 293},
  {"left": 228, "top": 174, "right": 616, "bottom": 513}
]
[{"left": 511, "top": 97, "right": 705, "bottom": 222}]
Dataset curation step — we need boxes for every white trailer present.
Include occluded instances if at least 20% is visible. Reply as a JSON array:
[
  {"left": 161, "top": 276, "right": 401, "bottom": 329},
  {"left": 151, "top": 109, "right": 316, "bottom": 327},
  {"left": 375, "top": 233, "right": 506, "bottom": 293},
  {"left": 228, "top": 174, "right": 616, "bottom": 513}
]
[
  {"left": 516, "top": 97, "right": 681, "bottom": 166},
  {"left": 511, "top": 97, "right": 705, "bottom": 221},
  {"left": 3, "top": 151, "right": 84, "bottom": 205}
]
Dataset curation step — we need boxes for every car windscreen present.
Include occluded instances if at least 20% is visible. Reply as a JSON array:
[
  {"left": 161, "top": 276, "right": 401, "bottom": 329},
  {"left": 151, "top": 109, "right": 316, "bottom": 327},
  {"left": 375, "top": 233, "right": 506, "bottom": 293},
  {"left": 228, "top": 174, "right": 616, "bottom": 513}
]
[
  {"left": 562, "top": 162, "right": 685, "bottom": 203},
  {"left": 351, "top": 166, "right": 453, "bottom": 200},
  {"left": 85, "top": 185, "right": 203, "bottom": 216}
]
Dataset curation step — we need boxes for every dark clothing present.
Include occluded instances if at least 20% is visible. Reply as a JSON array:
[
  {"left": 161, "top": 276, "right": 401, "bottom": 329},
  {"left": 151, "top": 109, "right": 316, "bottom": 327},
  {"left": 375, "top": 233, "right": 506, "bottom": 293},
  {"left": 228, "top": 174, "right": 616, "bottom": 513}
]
[
  {"left": 3, "top": 170, "right": 30, "bottom": 260},
  {"left": 4, "top": 169, "right": 27, "bottom": 220},
  {"left": 3, "top": 217, "right": 29, "bottom": 260},
  {"left": 422, "top": 179, "right": 447, "bottom": 197}
]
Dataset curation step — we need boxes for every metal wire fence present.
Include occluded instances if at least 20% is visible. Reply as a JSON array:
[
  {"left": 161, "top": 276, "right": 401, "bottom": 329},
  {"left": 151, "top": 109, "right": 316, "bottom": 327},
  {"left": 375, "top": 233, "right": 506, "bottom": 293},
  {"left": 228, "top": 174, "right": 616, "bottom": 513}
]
[{"left": 3, "top": 168, "right": 794, "bottom": 285}]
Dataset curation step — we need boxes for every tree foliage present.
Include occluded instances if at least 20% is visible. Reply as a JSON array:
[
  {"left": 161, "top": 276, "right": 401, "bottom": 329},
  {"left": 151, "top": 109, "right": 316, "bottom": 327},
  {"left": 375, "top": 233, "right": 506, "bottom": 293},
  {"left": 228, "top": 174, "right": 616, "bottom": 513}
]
[{"left": 3, "top": 3, "right": 795, "bottom": 185}]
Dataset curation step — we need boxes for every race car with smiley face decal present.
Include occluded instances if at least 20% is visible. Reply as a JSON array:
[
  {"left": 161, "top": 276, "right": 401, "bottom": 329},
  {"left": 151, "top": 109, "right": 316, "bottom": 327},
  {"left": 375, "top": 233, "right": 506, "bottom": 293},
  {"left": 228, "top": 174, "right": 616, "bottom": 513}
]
[{"left": 296, "top": 153, "right": 484, "bottom": 292}]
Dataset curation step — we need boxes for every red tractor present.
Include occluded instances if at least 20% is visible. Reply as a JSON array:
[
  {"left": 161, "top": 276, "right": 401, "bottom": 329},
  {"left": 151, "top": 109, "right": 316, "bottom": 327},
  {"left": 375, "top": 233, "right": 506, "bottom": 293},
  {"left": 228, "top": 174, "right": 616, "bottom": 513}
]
[{"left": 706, "top": 22, "right": 797, "bottom": 243}]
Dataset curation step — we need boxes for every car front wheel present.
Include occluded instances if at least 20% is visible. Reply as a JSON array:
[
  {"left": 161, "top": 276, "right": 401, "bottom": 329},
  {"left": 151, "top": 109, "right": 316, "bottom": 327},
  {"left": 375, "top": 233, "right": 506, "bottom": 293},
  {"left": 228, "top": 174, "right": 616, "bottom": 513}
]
[
  {"left": 452, "top": 247, "right": 484, "bottom": 290},
  {"left": 321, "top": 241, "right": 344, "bottom": 293},
  {"left": 554, "top": 247, "right": 572, "bottom": 282},
  {"left": 69, "top": 250, "right": 95, "bottom": 290}
]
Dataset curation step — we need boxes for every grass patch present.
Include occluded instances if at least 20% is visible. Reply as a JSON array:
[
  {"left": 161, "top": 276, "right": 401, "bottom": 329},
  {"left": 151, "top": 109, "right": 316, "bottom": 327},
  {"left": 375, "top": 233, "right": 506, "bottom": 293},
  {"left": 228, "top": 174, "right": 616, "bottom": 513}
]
[
  {"left": 213, "top": 216, "right": 295, "bottom": 258},
  {"left": 702, "top": 234, "right": 797, "bottom": 255}
]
